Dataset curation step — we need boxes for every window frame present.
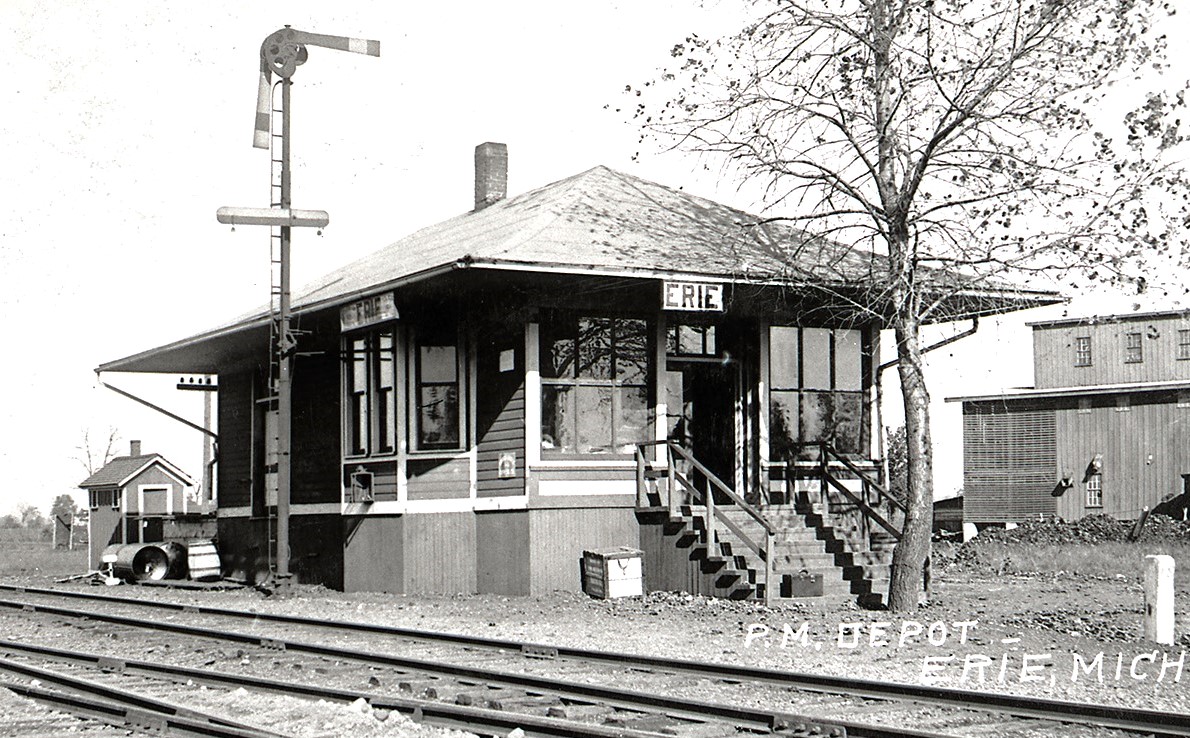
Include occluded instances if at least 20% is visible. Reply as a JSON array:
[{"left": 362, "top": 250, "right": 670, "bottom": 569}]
[
  {"left": 1085, "top": 473, "right": 1103, "bottom": 508},
  {"left": 411, "top": 325, "right": 466, "bottom": 453},
  {"left": 1178, "top": 329, "right": 1190, "bottom": 361},
  {"left": 539, "top": 313, "right": 653, "bottom": 458},
  {"left": 1073, "top": 336, "right": 1092, "bottom": 367},
  {"left": 343, "top": 326, "right": 400, "bottom": 459},
  {"left": 768, "top": 325, "right": 867, "bottom": 459},
  {"left": 1124, "top": 331, "right": 1143, "bottom": 364}
]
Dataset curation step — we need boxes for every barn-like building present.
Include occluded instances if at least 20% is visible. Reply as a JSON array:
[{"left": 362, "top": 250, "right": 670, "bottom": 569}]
[
  {"left": 97, "top": 145, "right": 1055, "bottom": 600},
  {"left": 950, "top": 310, "right": 1190, "bottom": 529}
]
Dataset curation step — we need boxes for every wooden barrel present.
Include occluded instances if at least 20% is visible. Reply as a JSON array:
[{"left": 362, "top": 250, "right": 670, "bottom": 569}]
[{"left": 186, "top": 539, "right": 222, "bottom": 581}]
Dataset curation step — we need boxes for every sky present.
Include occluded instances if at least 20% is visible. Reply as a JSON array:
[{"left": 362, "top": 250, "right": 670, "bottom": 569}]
[{"left": 1, "top": 1, "right": 1187, "bottom": 517}]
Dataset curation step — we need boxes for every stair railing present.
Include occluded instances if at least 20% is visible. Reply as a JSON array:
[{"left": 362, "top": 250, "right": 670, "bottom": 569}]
[
  {"left": 637, "top": 440, "right": 778, "bottom": 605},
  {"left": 801, "top": 441, "right": 905, "bottom": 541}
]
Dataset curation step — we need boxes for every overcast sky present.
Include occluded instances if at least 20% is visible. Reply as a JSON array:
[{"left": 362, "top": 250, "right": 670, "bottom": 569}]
[{"left": 2, "top": 1, "right": 1186, "bottom": 517}]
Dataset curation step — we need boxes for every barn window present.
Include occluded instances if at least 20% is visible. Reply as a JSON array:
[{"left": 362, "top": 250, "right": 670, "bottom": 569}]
[
  {"left": 414, "top": 324, "right": 463, "bottom": 451},
  {"left": 89, "top": 489, "right": 120, "bottom": 510},
  {"left": 1085, "top": 473, "right": 1103, "bottom": 508},
  {"left": 1073, "top": 336, "right": 1092, "bottom": 367},
  {"left": 540, "top": 315, "right": 651, "bottom": 455},
  {"left": 769, "top": 326, "right": 865, "bottom": 459},
  {"left": 1178, "top": 329, "right": 1190, "bottom": 360},
  {"left": 1124, "top": 332, "right": 1143, "bottom": 363}
]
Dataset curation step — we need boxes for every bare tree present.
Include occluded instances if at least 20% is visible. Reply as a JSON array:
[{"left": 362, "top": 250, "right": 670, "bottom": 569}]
[
  {"left": 631, "top": 0, "right": 1188, "bottom": 609},
  {"left": 76, "top": 426, "right": 122, "bottom": 476}
]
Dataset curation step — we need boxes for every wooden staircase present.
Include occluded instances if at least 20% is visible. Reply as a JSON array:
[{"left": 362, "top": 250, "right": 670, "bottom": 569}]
[{"left": 636, "top": 441, "right": 902, "bottom": 607}]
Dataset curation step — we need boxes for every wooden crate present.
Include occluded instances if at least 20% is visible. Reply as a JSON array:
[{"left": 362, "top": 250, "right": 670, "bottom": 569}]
[{"left": 582, "top": 547, "right": 643, "bottom": 599}]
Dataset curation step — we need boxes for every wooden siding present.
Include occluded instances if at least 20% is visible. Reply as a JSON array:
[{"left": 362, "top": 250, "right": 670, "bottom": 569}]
[
  {"left": 526, "top": 507, "right": 640, "bottom": 594},
  {"left": 126, "top": 466, "right": 186, "bottom": 514},
  {"left": 1054, "top": 393, "right": 1190, "bottom": 520},
  {"left": 1033, "top": 314, "right": 1190, "bottom": 389},
  {"left": 475, "top": 328, "right": 526, "bottom": 498},
  {"left": 217, "top": 370, "right": 255, "bottom": 509},
  {"left": 342, "top": 515, "right": 404, "bottom": 592},
  {"left": 962, "top": 402, "right": 1057, "bottom": 523},
  {"left": 406, "top": 457, "right": 471, "bottom": 500},
  {"left": 402, "top": 512, "right": 477, "bottom": 593},
  {"left": 476, "top": 510, "right": 530, "bottom": 594},
  {"left": 88, "top": 508, "right": 123, "bottom": 571}
]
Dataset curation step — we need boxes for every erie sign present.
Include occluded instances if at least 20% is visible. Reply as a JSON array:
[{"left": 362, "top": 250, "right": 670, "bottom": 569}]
[
  {"left": 662, "top": 281, "right": 725, "bottom": 312},
  {"left": 340, "top": 292, "right": 399, "bottom": 331}
]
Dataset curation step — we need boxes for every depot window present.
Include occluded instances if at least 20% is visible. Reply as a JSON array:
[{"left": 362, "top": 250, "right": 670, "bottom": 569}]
[
  {"left": 1074, "top": 336, "right": 1092, "bottom": 367},
  {"left": 540, "top": 315, "right": 652, "bottom": 456},
  {"left": 344, "top": 328, "right": 398, "bottom": 457},
  {"left": 769, "top": 326, "right": 865, "bottom": 459},
  {"left": 1124, "top": 332, "right": 1143, "bottom": 364},
  {"left": 413, "top": 324, "right": 464, "bottom": 451}
]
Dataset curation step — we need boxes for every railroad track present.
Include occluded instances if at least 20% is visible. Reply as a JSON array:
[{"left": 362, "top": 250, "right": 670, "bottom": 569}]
[{"left": 0, "top": 584, "right": 1183, "bottom": 737}]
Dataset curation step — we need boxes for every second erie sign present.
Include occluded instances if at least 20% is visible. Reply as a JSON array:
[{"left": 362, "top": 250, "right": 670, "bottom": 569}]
[{"left": 662, "top": 281, "right": 725, "bottom": 312}]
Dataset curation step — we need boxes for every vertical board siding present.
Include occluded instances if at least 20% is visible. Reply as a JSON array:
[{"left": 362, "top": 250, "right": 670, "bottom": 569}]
[
  {"left": 1034, "top": 315, "right": 1190, "bottom": 389},
  {"left": 962, "top": 402, "right": 1057, "bottom": 522},
  {"left": 342, "top": 515, "right": 404, "bottom": 593},
  {"left": 476, "top": 510, "right": 530, "bottom": 594},
  {"left": 217, "top": 371, "right": 254, "bottom": 509},
  {"left": 527, "top": 507, "right": 640, "bottom": 594},
  {"left": 88, "top": 508, "right": 123, "bottom": 571},
  {"left": 402, "top": 512, "right": 477, "bottom": 593},
  {"left": 476, "top": 329, "right": 527, "bottom": 498},
  {"left": 1055, "top": 394, "right": 1190, "bottom": 520}
]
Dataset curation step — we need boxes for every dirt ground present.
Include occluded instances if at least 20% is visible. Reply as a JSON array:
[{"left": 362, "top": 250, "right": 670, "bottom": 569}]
[{"left": 55, "top": 565, "right": 1189, "bottom": 716}]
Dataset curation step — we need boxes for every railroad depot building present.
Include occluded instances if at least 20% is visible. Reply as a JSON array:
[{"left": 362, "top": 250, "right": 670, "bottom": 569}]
[
  {"left": 97, "top": 144, "right": 1054, "bottom": 596},
  {"left": 950, "top": 310, "right": 1190, "bottom": 528}
]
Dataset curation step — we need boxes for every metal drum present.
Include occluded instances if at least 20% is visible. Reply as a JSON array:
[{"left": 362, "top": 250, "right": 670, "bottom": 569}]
[
  {"left": 106, "top": 542, "right": 185, "bottom": 582},
  {"left": 186, "top": 539, "right": 222, "bottom": 581}
]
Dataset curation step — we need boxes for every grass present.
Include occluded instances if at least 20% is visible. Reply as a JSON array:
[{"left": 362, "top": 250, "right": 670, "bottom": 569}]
[
  {"left": 0, "top": 544, "right": 89, "bottom": 579},
  {"left": 949, "top": 540, "right": 1190, "bottom": 592}
]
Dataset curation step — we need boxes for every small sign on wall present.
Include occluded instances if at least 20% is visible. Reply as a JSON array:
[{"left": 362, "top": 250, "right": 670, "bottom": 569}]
[
  {"left": 499, "top": 349, "right": 515, "bottom": 372},
  {"left": 340, "top": 292, "right": 399, "bottom": 331},
  {"left": 498, "top": 452, "right": 517, "bottom": 479},
  {"left": 662, "top": 281, "right": 725, "bottom": 312}
]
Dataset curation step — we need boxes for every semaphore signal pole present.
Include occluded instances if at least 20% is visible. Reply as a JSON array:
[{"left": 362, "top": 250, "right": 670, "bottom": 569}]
[{"left": 217, "top": 27, "right": 379, "bottom": 585}]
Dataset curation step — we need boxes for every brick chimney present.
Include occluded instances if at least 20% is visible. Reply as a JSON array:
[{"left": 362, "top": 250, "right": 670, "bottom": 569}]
[
  {"left": 474, "top": 142, "right": 508, "bottom": 211},
  {"left": 130, "top": 440, "right": 142, "bottom": 457}
]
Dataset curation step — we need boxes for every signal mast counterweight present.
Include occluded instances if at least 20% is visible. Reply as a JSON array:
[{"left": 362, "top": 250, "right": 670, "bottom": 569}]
[{"left": 217, "top": 27, "right": 379, "bottom": 584}]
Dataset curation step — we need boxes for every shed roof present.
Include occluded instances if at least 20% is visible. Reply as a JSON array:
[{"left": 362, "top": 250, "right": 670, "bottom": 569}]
[
  {"left": 78, "top": 454, "right": 194, "bottom": 490},
  {"left": 99, "top": 165, "right": 1059, "bottom": 374}
]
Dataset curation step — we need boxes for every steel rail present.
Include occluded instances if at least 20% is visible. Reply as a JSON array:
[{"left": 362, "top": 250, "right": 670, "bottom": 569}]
[
  {"left": 0, "top": 640, "right": 671, "bottom": 738},
  {"left": 0, "top": 595, "right": 957, "bottom": 738},
  {"left": 0, "top": 657, "right": 289, "bottom": 738},
  {"left": 2, "top": 584, "right": 1185, "bottom": 737}
]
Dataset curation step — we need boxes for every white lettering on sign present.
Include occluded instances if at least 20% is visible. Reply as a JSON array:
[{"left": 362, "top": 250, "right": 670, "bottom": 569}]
[
  {"left": 662, "top": 281, "right": 725, "bottom": 312},
  {"left": 340, "top": 293, "right": 399, "bottom": 332}
]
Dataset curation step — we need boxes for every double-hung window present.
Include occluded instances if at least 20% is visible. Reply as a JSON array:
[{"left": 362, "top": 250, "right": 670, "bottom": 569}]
[
  {"left": 1178, "top": 329, "right": 1190, "bottom": 361},
  {"left": 414, "top": 325, "right": 463, "bottom": 451},
  {"left": 1085, "top": 473, "right": 1103, "bottom": 508},
  {"left": 1124, "top": 332, "right": 1143, "bottom": 363},
  {"left": 345, "top": 329, "right": 398, "bottom": 457},
  {"left": 540, "top": 315, "right": 651, "bottom": 455},
  {"left": 1074, "top": 336, "right": 1092, "bottom": 367}
]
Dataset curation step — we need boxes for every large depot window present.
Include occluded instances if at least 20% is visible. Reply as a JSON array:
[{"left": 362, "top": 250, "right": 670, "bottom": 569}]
[
  {"left": 540, "top": 315, "right": 652, "bottom": 455},
  {"left": 344, "top": 322, "right": 465, "bottom": 458},
  {"left": 769, "top": 326, "right": 865, "bottom": 458}
]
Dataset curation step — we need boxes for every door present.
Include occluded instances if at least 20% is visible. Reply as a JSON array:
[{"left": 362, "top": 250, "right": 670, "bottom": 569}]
[{"left": 666, "top": 361, "right": 737, "bottom": 498}]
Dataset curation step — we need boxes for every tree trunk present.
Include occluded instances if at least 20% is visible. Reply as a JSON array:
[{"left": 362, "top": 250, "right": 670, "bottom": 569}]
[{"left": 887, "top": 305, "right": 934, "bottom": 611}]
